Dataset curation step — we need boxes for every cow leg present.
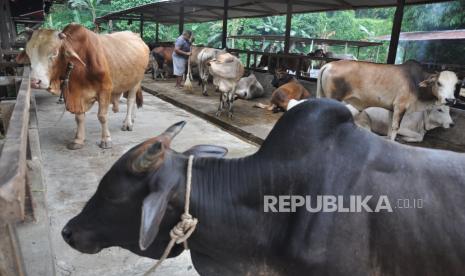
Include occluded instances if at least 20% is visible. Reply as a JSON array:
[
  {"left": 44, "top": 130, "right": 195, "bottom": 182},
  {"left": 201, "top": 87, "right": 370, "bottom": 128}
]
[
  {"left": 202, "top": 79, "right": 208, "bottom": 96},
  {"left": 390, "top": 104, "right": 407, "bottom": 141},
  {"left": 227, "top": 88, "right": 235, "bottom": 118},
  {"left": 67, "top": 113, "right": 86, "bottom": 150},
  {"left": 97, "top": 101, "right": 112, "bottom": 149},
  {"left": 216, "top": 92, "right": 225, "bottom": 117},
  {"left": 122, "top": 86, "right": 138, "bottom": 131}
]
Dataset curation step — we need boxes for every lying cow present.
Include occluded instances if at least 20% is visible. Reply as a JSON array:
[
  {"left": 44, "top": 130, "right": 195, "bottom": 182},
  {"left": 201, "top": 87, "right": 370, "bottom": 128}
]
[
  {"left": 317, "top": 60, "right": 459, "bottom": 140},
  {"left": 355, "top": 105, "right": 453, "bottom": 142},
  {"left": 63, "top": 99, "right": 465, "bottom": 275},
  {"left": 234, "top": 73, "right": 265, "bottom": 100},
  {"left": 207, "top": 53, "right": 244, "bottom": 118},
  {"left": 21, "top": 24, "right": 149, "bottom": 149},
  {"left": 255, "top": 78, "right": 310, "bottom": 112},
  {"left": 271, "top": 68, "right": 294, "bottom": 88}
]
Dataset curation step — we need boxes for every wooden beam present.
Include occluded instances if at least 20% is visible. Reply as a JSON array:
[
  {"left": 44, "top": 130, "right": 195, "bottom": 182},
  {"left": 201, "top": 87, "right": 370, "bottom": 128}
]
[
  {"left": 387, "top": 0, "right": 405, "bottom": 64},
  {"left": 182, "top": 4, "right": 265, "bottom": 14},
  {"left": 222, "top": 0, "right": 229, "bottom": 49},
  {"left": 284, "top": 0, "right": 292, "bottom": 54},
  {"left": 179, "top": 1, "right": 184, "bottom": 35}
]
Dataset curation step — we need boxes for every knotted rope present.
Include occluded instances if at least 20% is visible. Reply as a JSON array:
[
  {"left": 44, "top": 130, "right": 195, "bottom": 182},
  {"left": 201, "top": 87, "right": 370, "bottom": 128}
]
[{"left": 144, "top": 155, "right": 198, "bottom": 275}]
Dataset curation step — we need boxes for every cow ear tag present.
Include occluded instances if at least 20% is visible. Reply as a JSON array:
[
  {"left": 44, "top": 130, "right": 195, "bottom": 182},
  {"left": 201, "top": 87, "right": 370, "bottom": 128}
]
[{"left": 139, "top": 192, "right": 170, "bottom": 250}]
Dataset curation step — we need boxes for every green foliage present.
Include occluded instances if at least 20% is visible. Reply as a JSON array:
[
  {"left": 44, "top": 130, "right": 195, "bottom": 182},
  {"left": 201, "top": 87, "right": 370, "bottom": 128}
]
[{"left": 44, "top": 0, "right": 463, "bottom": 65}]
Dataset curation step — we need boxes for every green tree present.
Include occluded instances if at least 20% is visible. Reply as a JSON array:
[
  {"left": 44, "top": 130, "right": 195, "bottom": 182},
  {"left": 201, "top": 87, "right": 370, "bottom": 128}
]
[{"left": 69, "top": 0, "right": 100, "bottom": 25}]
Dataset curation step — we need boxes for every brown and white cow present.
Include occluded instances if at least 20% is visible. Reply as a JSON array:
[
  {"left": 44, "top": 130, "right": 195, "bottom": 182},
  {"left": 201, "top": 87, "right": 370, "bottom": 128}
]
[
  {"left": 207, "top": 53, "right": 244, "bottom": 118},
  {"left": 23, "top": 24, "right": 149, "bottom": 149},
  {"left": 317, "top": 60, "right": 459, "bottom": 140},
  {"left": 151, "top": 46, "right": 174, "bottom": 80},
  {"left": 255, "top": 78, "right": 311, "bottom": 112}
]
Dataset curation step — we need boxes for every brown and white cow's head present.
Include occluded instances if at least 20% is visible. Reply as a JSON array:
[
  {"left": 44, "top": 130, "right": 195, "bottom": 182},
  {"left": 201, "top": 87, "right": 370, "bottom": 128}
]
[
  {"left": 24, "top": 26, "right": 85, "bottom": 94},
  {"left": 61, "top": 121, "right": 227, "bottom": 258},
  {"left": 419, "top": 71, "right": 459, "bottom": 104}
]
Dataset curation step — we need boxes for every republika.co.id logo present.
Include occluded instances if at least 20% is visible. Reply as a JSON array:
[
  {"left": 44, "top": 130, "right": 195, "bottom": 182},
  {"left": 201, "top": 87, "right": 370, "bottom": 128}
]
[{"left": 264, "top": 195, "right": 423, "bottom": 213}]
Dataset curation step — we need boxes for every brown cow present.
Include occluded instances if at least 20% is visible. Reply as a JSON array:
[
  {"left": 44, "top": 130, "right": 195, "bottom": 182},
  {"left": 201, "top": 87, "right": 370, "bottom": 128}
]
[
  {"left": 257, "top": 52, "right": 310, "bottom": 74},
  {"left": 151, "top": 46, "right": 174, "bottom": 80},
  {"left": 317, "top": 60, "right": 459, "bottom": 140},
  {"left": 255, "top": 78, "right": 311, "bottom": 112},
  {"left": 24, "top": 24, "right": 149, "bottom": 149}
]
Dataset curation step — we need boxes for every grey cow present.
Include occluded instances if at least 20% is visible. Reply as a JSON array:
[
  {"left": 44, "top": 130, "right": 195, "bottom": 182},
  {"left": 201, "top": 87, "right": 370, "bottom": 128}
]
[
  {"left": 355, "top": 105, "right": 454, "bottom": 142},
  {"left": 234, "top": 73, "right": 265, "bottom": 100}
]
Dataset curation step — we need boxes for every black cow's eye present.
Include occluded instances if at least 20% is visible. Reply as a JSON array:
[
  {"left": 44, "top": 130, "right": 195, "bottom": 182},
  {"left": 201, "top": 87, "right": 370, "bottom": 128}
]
[
  {"left": 438, "top": 109, "right": 444, "bottom": 113},
  {"left": 438, "top": 82, "right": 442, "bottom": 87}
]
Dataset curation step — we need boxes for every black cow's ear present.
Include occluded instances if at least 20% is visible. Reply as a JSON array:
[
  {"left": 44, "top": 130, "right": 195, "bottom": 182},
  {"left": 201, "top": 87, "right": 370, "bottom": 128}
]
[
  {"left": 183, "top": 145, "right": 228, "bottom": 158},
  {"left": 139, "top": 191, "right": 169, "bottom": 250}
]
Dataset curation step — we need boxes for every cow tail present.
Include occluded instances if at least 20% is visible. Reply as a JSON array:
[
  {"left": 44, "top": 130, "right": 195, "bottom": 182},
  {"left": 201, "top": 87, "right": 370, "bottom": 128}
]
[
  {"left": 317, "top": 64, "right": 329, "bottom": 98},
  {"left": 198, "top": 50, "right": 205, "bottom": 81},
  {"left": 136, "top": 87, "right": 143, "bottom": 108}
]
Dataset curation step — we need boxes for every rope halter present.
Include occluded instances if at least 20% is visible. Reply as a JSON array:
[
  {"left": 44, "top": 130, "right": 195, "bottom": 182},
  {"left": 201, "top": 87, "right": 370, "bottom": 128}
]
[{"left": 144, "top": 155, "right": 198, "bottom": 275}]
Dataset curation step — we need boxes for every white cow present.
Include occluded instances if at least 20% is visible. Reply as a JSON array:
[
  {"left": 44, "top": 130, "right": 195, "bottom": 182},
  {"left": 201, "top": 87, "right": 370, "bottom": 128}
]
[
  {"left": 354, "top": 105, "right": 454, "bottom": 143},
  {"left": 234, "top": 73, "right": 265, "bottom": 100},
  {"left": 208, "top": 53, "right": 244, "bottom": 118}
]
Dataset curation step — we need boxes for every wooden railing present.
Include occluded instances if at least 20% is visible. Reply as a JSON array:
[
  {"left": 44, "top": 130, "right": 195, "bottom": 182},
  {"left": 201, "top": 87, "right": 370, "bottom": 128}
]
[
  {"left": 0, "top": 67, "right": 30, "bottom": 222},
  {"left": 227, "top": 48, "right": 340, "bottom": 81}
]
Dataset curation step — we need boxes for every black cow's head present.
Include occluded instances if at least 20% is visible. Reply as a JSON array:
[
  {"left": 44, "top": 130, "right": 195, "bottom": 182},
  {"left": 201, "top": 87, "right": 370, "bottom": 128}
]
[
  {"left": 271, "top": 68, "right": 293, "bottom": 88},
  {"left": 62, "top": 121, "right": 227, "bottom": 258}
]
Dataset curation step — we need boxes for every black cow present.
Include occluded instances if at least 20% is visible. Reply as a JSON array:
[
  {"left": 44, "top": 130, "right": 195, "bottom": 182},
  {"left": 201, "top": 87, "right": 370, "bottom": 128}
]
[{"left": 63, "top": 99, "right": 465, "bottom": 276}]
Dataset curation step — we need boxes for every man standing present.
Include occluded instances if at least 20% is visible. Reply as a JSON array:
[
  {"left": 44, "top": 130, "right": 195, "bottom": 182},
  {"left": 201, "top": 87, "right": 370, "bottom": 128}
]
[{"left": 172, "top": 30, "right": 192, "bottom": 88}]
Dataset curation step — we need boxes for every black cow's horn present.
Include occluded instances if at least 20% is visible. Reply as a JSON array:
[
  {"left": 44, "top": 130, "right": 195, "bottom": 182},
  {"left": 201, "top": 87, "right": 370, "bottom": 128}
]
[
  {"left": 132, "top": 142, "right": 163, "bottom": 173},
  {"left": 58, "top": 32, "right": 66, "bottom": 39},
  {"left": 162, "top": 121, "right": 186, "bottom": 142}
]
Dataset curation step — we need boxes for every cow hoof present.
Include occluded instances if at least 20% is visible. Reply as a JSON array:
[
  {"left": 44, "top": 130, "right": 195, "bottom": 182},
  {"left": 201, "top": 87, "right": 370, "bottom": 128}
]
[
  {"left": 97, "top": 141, "right": 112, "bottom": 149},
  {"left": 215, "top": 111, "right": 221, "bottom": 117},
  {"left": 202, "top": 92, "right": 209, "bottom": 96},
  {"left": 67, "top": 142, "right": 84, "bottom": 150},
  {"left": 228, "top": 114, "right": 233, "bottom": 119},
  {"left": 121, "top": 125, "right": 133, "bottom": 131}
]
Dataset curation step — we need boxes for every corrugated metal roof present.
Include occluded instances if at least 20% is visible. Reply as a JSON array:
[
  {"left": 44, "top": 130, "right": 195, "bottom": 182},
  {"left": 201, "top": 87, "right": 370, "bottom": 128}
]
[
  {"left": 96, "top": 0, "right": 454, "bottom": 24},
  {"left": 374, "top": 30, "right": 465, "bottom": 41}
]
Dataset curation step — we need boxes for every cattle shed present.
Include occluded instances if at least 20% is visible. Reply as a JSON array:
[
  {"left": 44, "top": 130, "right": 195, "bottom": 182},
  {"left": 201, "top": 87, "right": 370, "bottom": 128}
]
[
  {"left": 373, "top": 29, "right": 465, "bottom": 72},
  {"left": 96, "top": 0, "right": 454, "bottom": 64},
  {"left": 227, "top": 35, "right": 383, "bottom": 60}
]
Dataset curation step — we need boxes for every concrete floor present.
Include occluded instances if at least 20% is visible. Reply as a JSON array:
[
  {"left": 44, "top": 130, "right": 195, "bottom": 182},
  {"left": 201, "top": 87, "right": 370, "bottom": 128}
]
[
  {"left": 30, "top": 89, "right": 257, "bottom": 276},
  {"left": 142, "top": 76, "right": 282, "bottom": 141}
]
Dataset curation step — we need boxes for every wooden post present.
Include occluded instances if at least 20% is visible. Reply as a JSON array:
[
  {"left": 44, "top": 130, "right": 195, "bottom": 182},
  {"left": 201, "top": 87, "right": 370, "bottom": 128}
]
[
  {"left": 155, "top": 22, "right": 159, "bottom": 43},
  {"left": 222, "top": 0, "right": 229, "bottom": 49},
  {"left": 387, "top": 0, "right": 405, "bottom": 64},
  {"left": 179, "top": 2, "right": 184, "bottom": 35},
  {"left": 284, "top": 0, "right": 292, "bottom": 54},
  {"left": 139, "top": 14, "right": 144, "bottom": 38},
  {"left": 0, "top": 0, "right": 15, "bottom": 50}
]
